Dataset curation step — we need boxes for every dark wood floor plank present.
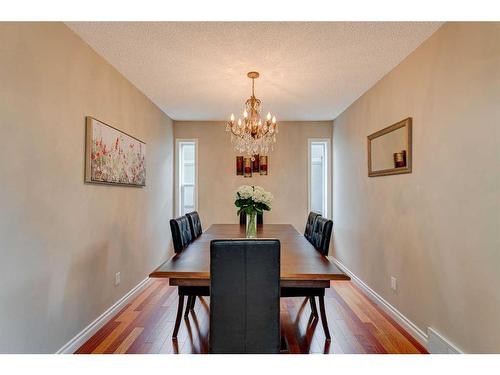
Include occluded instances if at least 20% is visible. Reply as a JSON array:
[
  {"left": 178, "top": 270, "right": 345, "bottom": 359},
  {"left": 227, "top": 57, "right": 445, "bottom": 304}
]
[
  {"left": 349, "top": 283, "right": 427, "bottom": 354},
  {"left": 125, "top": 305, "right": 169, "bottom": 353},
  {"left": 75, "top": 279, "right": 428, "bottom": 354},
  {"left": 334, "top": 282, "right": 425, "bottom": 354},
  {"left": 74, "top": 320, "right": 121, "bottom": 354},
  {"left": 103, "top": 303, "right": 157, "bottom": 354}
]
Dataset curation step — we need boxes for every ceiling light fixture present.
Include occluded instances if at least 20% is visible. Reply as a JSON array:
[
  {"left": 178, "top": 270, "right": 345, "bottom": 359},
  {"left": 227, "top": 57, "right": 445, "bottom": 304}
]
[{"left": 226, "top": 71, "right": 278, "bottom": 157}]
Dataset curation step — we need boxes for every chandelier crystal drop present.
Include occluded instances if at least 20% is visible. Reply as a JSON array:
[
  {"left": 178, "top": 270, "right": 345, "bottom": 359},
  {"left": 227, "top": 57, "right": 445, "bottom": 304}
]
[{"left": 226, "top": 71, "right": 278, "bottom": 158}]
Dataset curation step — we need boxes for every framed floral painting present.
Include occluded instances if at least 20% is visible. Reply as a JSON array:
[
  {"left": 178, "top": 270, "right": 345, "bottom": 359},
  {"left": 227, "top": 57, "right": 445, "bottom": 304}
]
[{"left": 85, "top": 116, "right": 146, "bottom": 186}]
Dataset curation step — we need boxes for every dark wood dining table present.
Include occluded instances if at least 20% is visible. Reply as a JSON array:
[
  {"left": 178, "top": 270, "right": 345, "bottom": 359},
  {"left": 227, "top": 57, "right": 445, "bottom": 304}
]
[{"left": 150, "top": 224, "right": 350, "bottom": 288}]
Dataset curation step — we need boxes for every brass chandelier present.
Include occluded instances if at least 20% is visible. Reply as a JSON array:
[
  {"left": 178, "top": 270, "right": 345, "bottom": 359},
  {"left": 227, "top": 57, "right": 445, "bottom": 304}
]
[{"left": 226, "top": 71, "right": 278, "bottom": 157}]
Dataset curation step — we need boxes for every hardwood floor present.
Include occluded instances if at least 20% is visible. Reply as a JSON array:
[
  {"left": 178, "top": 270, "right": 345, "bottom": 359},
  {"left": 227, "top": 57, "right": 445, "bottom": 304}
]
[{"left": 75, "top": 279, "right": 427, "bottom": 354}]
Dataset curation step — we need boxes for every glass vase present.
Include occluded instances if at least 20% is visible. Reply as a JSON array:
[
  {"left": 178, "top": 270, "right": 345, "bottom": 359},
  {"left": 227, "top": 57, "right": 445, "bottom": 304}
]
[{"left": 246, "top": 211, "right": 257, "bottom": 238}]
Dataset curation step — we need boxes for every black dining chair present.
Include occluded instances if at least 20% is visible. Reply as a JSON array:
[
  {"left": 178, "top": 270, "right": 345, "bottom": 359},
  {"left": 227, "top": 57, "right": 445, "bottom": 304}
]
[
  {"left": 209, "top": 239, "right": 281, "bottom": 353},
  {"left": 304, "top": 211, "right": 321, "bottom": 242},
  {"left": 310, "top": 216, "right": 333, "bottom": 256},
  {"left": 186, "top": 211, "right": 203, "bottom": 239},
  {"left": 170, "top": 216, "right": 193, "bottom": 253},
  {"left": 169, "top": 216, "right": 210, "bottom": 339},
  {"left": 184, "top": 211, "right": 204, "bottom": 314},
  {"left": 298, "top": 211, "right": 321, "bottom": 323},
  {"left": 239, "top": 211, "right": 263, "bottom": 225},
  {"left": 281, "top": 216, "right": 334, "bottom": 341}
]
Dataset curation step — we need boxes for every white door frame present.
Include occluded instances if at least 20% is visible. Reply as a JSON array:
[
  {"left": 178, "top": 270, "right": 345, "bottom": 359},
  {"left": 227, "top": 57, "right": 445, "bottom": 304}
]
[
  {"left": 307, "top": 138, "right": 331, "bottom": 218},
  {"left": 175, "top": 138, "right": 198, "bottom": 216}
]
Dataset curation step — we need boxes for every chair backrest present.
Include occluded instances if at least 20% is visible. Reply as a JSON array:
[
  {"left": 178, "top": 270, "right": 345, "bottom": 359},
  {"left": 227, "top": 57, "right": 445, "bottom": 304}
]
[
  {"left": 304, "top": 211, "right": 321, "bottom": 241},
  {"left": 209, "top": 239, "right": 280, "bottom": 354},
  {"left": 186, "top": 211, "right": 203, "bottom": 238},
  {"left": 169, "top": 216, "right": 193, "bottom": 253},
  {"left": 311, "top": 217, "right": 333, "bottom": 256},
  {"left": 239, "top": 211, "right": 263, "bottom": 225}
]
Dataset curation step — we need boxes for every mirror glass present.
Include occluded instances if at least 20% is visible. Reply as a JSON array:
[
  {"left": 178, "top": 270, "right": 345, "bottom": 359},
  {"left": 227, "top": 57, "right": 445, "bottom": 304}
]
[
  {"left": 371, "top": 126, "right": 408, "bottom": 171},
  {"left": 368, "top": 118, "right": 412, "bottom": 177}
]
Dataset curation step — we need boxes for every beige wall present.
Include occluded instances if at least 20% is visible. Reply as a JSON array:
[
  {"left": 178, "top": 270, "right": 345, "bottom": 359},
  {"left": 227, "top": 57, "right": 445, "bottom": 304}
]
[
  {"left": 174, "top": 121, "right": 333, "bottom": 233},
  {"left": 332, "top": 22, "right": 500, "bottom": 353},
  {"left": 0, "top": 23, "right": 174, "bottom": 353}
]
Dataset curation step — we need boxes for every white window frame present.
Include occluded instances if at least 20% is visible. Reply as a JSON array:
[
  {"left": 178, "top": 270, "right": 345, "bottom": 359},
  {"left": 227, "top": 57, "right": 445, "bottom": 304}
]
[
  {"left": 175, "top": 139, "right": 198, "bottom": 217},
  {"left": 308, "top": 138, "right": 331, "bottom": 218}
]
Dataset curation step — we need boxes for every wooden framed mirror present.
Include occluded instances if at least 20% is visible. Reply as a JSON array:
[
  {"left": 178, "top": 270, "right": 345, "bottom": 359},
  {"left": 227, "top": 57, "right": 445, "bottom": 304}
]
[{"left": 367, "top": 117, "right": 412, "bottom": 177}]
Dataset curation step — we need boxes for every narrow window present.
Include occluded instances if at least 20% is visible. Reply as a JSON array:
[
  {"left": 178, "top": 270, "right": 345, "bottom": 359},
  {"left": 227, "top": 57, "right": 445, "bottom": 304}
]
[
  {"left": 308, "top": 139, "right": 330, "bottom": 217},
  {"left": 176, "top": 139, "right": 197, "bottom": 216}
]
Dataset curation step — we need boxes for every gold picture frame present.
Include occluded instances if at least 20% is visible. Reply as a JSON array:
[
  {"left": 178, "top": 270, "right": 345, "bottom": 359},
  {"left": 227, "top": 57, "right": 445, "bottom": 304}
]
[
  {"left": 85, "top": 116, "right": 146, "bottom": 186},
  {"left": 367, "top": 117, "right": 412, "bottom": 177}
]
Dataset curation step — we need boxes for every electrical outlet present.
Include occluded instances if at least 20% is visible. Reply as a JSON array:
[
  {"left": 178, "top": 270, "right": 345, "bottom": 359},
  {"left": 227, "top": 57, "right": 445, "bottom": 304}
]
[
  {"left": 390, "top": 276, "right": 397, "bottom": 291},
  {"left": 115, "top": 272, "right": 121, "bottom": 286}
]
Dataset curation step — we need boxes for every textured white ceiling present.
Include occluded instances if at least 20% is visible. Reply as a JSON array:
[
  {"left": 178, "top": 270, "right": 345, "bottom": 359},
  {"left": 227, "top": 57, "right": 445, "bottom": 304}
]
[{"left": 67, "top": 22, "right": 442, "bottom": 121}]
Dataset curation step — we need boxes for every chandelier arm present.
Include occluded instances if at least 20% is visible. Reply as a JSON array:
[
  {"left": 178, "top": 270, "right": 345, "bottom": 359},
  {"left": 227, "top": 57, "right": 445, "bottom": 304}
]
[
  {"left": 259, "top": 123, "right": 274, "bottom": 137},
  {"left": 261, "top": 125, "right": 272, "bottom": 136},
  {"left": 230, "top": 129, "right": 245, "bottom": 138},
  {"left": 230, "top": 125, "right": 274, "bottom": 140}
]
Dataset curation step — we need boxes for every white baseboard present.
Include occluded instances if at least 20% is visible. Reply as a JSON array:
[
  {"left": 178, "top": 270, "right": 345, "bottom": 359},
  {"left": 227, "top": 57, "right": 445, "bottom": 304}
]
[
  {"left": 330, "top": 257, "right": 429, "bottom": 350},
  {"left": 427, "top": 327, "right": 463, "bottom": 354},
  {"left": 56, "top": 277, "right": 152, "bottom": 354}
]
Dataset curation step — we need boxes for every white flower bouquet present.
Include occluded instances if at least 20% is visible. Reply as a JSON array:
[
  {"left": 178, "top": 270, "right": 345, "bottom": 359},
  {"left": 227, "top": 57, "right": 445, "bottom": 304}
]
[{"left": 234, "top": 185, "right": 273, "bottom": 216}]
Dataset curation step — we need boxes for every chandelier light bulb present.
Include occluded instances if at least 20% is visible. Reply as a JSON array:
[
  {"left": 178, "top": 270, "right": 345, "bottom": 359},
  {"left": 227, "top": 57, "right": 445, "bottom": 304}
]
[
  {"left": 267, "top": 112, "right": 271, "bottom": 121},
  {"left": 243, "top": 110, "right": 248, "bottom": 119},
  {"left": 230, "top": 113, "right": 235, "bottom": 122},
  {"left": 238, "top": 118, "right": 242, "bottom": 127},
  {"left": 272, "top": 116, "right": 276, "bottom": 124}
]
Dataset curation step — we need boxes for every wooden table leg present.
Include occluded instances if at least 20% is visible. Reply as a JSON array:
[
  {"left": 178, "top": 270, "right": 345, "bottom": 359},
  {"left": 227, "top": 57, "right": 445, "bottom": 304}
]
[
  {"left": 173, "top": 295, "right": 185, "bottom": 339},
  {"left": 309, "top": 296, "right": 319, "bottom": 318},
  {"left": 318, "top": 295, "right": 331, "bottom": 341},
  {"left": 184, "top": 296, "right": 192, "bottom": 318},
  {"left": 190, "top": 296, "right": 196, "bottom": 310}
]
